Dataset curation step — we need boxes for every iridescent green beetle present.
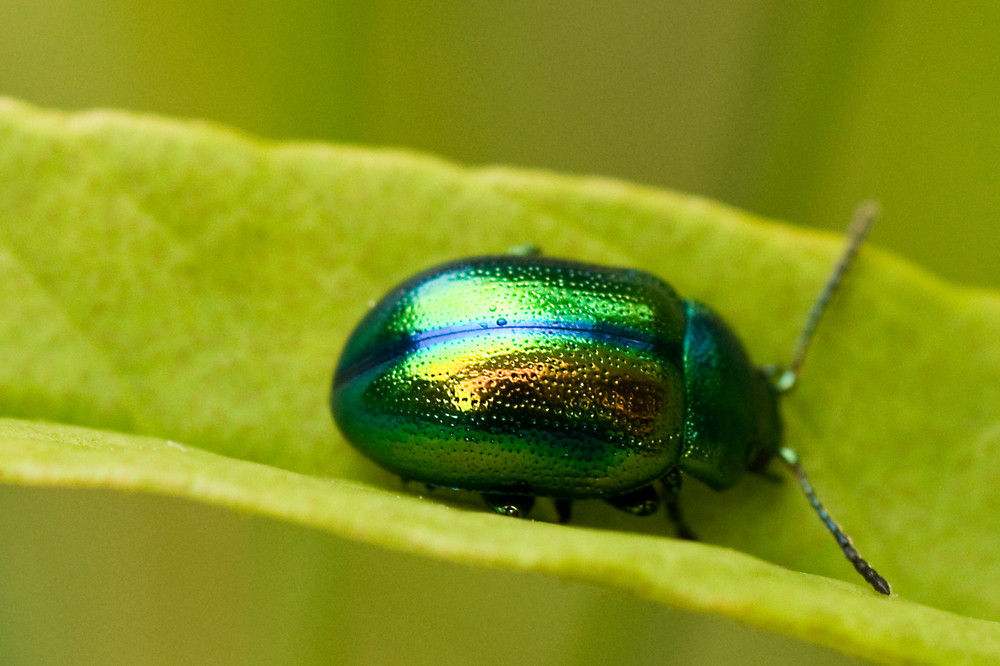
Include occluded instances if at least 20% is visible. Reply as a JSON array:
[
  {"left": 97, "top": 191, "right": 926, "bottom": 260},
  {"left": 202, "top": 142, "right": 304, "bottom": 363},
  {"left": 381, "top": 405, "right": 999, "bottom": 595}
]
[{"left": 331, "top": 203, "right": 890, "bottom": 595}]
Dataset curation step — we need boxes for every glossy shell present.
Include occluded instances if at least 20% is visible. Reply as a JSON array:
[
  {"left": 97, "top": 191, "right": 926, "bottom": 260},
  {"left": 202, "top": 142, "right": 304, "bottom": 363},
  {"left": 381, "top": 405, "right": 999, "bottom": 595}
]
[{"left": 332, "top": 256, "right": 689, "bottom": 499}]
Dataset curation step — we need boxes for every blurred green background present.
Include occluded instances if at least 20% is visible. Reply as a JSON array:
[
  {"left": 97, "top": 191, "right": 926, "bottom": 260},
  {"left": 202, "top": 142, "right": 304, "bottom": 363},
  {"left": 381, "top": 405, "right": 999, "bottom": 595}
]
[{"left": 1, "top": 2, "right": 996, "bottom": 664}]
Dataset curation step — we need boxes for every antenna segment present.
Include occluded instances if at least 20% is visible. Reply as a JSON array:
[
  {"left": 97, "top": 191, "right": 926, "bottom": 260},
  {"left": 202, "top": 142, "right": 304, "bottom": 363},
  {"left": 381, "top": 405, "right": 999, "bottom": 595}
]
[
  {"left": 775, "top": 201, "right": 878, "bottom": 394},
  {"left": 775, "top": 202, "right": 891, "bottom": 595}
]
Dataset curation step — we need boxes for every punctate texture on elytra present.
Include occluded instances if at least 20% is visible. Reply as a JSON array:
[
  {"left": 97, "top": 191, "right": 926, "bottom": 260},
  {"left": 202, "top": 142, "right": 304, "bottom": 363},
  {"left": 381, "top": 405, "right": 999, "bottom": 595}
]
[{"left": 331, "top": 255, "right": 777, "bottom": 498}]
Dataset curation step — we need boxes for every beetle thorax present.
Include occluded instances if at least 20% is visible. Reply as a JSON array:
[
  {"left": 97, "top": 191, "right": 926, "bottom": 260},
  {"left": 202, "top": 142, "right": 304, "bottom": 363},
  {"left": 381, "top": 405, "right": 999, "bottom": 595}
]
[{"left": 678, "top": 300, "right": 782, "bottom": 491}]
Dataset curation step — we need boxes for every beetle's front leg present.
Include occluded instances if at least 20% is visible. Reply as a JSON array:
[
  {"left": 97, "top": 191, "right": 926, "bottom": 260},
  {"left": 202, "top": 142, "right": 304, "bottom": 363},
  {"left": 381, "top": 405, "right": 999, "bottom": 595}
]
[
  {"left": 662, "top": 469, "right": 697, "bottom": 541},
  {"left": 748, "top": 449, "right": 783, "bottom": 483}
]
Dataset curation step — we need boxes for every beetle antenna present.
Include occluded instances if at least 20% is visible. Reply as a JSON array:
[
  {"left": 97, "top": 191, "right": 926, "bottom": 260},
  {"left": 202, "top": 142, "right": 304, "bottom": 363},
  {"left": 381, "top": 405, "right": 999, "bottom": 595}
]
[
  {"left": 779, "top": 447, "right": 891, "bottom": 595},
  {"left": 775, "top": 201, "right": 878, "bottom": 393}
]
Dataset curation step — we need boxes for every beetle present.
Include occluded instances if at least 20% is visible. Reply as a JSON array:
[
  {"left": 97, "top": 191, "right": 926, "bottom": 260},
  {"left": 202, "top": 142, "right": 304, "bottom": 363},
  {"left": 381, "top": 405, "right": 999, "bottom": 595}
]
[{"left": 331, "top": 203, "right": 891, "bottom": 595}]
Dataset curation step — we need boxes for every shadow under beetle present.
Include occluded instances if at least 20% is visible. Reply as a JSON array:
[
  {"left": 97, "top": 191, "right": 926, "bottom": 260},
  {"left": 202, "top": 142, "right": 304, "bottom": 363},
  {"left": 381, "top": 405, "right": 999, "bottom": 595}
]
[{"left": 331, "top": 203, "right": 891, "bottom": 595}]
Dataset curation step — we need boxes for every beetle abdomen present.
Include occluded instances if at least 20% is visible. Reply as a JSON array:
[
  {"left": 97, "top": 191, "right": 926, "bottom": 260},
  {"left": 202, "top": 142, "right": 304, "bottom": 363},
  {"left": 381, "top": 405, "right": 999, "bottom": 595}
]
[{"left": 332, "top": 256, "right": 688, "bottom": 498}]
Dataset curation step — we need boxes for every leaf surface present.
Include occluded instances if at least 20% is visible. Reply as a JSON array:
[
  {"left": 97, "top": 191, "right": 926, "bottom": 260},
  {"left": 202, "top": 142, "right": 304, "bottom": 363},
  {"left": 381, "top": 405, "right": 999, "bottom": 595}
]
[{"left": 2, "top": 98, "right": 999, "bottom": 663}]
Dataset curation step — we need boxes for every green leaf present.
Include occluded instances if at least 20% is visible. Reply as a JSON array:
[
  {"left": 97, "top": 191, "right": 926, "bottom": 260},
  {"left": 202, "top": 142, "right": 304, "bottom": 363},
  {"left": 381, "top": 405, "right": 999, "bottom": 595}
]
[{"left": 1, "top": 97, "right": 999, "bottom": 662}]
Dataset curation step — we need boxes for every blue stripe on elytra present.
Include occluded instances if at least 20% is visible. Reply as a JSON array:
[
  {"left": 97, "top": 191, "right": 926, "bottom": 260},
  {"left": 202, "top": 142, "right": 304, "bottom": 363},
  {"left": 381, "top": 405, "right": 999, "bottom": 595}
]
[{"left": 334, "top": 321, "right": 682, "bottom": 391}]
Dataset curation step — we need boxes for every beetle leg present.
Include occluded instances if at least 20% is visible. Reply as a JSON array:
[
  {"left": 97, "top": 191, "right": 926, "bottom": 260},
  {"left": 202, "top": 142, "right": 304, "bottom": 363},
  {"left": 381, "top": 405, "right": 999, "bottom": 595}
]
[
  {"left": 604, "top": 485, "right": 659, "bottom": 516},
  {"left": 748, "top": 450, "right": 783, "bottom": 484},
  {"left": 482, "top": 493, "right": 535, "bottom": 518},
  {"left": 662, "top": 470, "right": 698, "bottom": 540},
  {"left": 553, "top": 499, "right": 573, "bottom": 524}
]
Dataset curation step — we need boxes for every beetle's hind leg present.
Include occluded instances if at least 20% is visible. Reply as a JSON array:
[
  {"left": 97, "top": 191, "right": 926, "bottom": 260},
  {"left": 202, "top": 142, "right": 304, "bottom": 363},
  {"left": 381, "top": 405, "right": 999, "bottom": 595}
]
[
  {"left": 662, "top": 470, "right": 697, "bottom": 541},
  {"left": 482, "top": 493, "right": 535, "bottom": 518},
  {"left": 605, "top": 485, "right": 659, "bottom": 516}
]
